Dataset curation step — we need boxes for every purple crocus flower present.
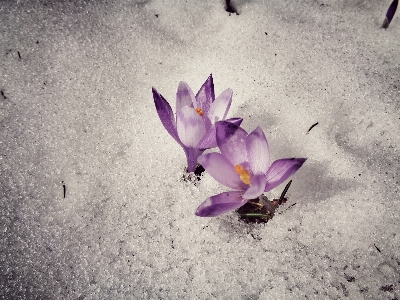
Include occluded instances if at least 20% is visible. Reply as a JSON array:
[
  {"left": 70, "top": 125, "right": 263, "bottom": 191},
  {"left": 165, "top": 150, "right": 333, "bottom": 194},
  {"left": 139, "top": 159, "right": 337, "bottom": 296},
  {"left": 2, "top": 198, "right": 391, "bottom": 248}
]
[
  {"left": 382, "top": 0, "right": 398, "bottom": 29},
  {"left": 195, "top": 121, "right": 307, "bottom": 217},
  {"left": 152, "top": 75, "right": 242, "bottom": 172}
]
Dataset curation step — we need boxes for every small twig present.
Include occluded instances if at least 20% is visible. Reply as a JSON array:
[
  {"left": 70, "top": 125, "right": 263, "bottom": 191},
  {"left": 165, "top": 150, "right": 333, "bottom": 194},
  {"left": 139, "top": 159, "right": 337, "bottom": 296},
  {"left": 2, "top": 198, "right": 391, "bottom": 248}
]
[
  {"left": 17, "top": 51, "right": 21, "bottom": 59},
  {"left": 278, "top": 203, "right": 296, "bottom": 214},
  {"left": 279, "top": 180, "right": 292, "bottom": 204},
  {"left": 62, "top": 181, "right": 66, "bottom": 198},
  {"left": 0, "top": 91, "right": 6, "bottom": 99},
  {"left": 306, "top": 122, "right": 318, "bottom": 134}
]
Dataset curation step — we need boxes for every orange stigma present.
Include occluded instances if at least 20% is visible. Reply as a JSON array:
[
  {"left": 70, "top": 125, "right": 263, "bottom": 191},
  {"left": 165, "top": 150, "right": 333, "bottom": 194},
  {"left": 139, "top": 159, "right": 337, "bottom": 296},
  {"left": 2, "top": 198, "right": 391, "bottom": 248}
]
[
  {"left": 234, "top": 164, "right": 251, "bottom": 185},
  {"left": 195, "top": 107, "right": 204, "bottom": 116}
]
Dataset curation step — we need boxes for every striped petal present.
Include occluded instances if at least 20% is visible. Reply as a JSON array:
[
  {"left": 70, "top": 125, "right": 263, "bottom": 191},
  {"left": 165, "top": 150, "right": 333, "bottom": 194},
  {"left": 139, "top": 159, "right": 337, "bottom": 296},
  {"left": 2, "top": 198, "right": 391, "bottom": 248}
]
[
  {"left": 176, "top": 81, "right": 195, "bottom": 117},
  {"left": 195, "top": 191, "right": 247, "bottom": 217},
  {"left": 197, "top": 118, "right": 243, "bottom": 150},
  {"left": 207, "top": 88, "right": 233, "bottom": 124},
  {"left": 382, "top": 0, "right": 398, "bottom": 29},
  {"left": 198, "top": 153, "right": 246, "bottom": 190},
  {"left": 152, "top": 87, "right": 181, "bottom": 145},
  {"left": 177, "top": 106, "right": 206, "bottom": 148},
  {"left": 194, "top": 74, "right": 214, "bottom": 116},
  {"left": 196, "top": 125, "right": 218, "bottom": 150},
  {"left": 264, "top": 158, "right": 307, "bottom": 192},
  {"left": 246, "top": 126, "right": 270, "bottom": 175},
  {"left": 216, "top": 121, "right": 248, "bottom": 166}
]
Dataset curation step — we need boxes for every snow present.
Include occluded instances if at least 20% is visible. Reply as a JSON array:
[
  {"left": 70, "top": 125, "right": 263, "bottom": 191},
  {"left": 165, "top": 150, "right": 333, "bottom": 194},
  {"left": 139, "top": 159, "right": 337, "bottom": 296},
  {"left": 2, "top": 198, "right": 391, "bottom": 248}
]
[{"left": 0, "top": 0, "right": 399, "bottom": 299}]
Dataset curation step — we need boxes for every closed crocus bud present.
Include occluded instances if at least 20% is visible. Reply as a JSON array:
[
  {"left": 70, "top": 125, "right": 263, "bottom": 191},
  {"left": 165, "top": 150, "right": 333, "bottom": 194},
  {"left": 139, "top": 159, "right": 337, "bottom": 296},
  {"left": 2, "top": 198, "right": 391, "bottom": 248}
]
[
  {"left": 382, "top": 0, "right": 398, "bottom": 29},
  {"left": 152, "top": 75, "right": 242, "bottom": 173}
]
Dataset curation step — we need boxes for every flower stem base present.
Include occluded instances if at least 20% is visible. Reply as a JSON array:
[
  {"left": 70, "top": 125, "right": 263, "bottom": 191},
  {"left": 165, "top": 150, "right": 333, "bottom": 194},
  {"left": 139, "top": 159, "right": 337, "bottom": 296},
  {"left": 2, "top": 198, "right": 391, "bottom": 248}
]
[
  {"left": 237, "top": 195, "right": 287, "bottom": 224},
  {"left": 181, "top": 164, "right": 205, "bottom": 185}
]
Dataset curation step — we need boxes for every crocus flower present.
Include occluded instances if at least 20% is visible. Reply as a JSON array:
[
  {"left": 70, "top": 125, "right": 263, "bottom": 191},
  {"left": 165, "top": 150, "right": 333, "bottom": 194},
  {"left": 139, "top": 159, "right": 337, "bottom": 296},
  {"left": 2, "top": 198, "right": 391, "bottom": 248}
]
[
  {"left": 152, "top": 74, "right": 242, "bottom": 172},
  {"left": 195, "top": 121, "right": 307, "bottom": 217},
  {"left": 382, "top": 0, "right": 398, "bottom": 28}
]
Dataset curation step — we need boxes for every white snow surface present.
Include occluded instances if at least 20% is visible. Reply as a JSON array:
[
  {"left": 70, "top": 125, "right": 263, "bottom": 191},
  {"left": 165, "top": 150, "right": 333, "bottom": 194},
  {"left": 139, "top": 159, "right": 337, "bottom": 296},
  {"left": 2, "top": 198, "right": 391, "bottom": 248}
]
[{"left": 0, "top": 0, "right": 399, "bottom": 299}]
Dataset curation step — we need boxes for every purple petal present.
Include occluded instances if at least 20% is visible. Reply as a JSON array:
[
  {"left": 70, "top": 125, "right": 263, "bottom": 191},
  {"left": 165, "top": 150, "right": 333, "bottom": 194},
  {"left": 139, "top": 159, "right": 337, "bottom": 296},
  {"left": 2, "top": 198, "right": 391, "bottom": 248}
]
[
  {"left": 203, "top": 114, "right": 212, "bottom": 132},
  {"left": 216, "top": 121, "right": 248, "bottom": 166},
  {"left": 207, "top": 88, "right": 233, "bottom": 124},
  {"left": 176, "top": 81, "right": 195, "bottom": 116},
  {"left": 246, "top": 126, "right": 270, "bottom": 175},
  {"left": 198, "top": 153, "right": 246, "bottom": 190},
  {"left": 264, "top": 158, "right": 307, "bottom": 192},
  {"left": 225, "top": 117, "right": 243, "bottom": 127},
  {"left": 242, "top": 174, "right": 267, "bottom": 199},
  {"left": 196, "top": 125, "right": 217, "bottom": 150},
  {"left": 195, "top": 191, "right": 247, "bottom": 217},
  {"left": 382, "top": 0, "right": 398, "bottom": 28},
  {"left": 152, "top": 87, "right": 181, "bottom": 145},
  {"left": 177, "top": 106, "right": 206, "bottom": 148},
  {"left": 194, "top": 74, "right": 214, "bottom": 116},
  {"left": 184, "top": 147, "right": 204, "bottom": 173},
  {"left": 197, "top": 118, "right": 244, "bottom": 150}
]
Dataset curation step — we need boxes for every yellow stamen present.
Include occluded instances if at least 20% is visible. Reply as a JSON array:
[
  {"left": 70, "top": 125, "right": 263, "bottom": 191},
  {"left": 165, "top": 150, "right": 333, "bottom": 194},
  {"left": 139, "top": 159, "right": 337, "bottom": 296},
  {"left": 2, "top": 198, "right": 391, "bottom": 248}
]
[
  {"left": 195, "top": 107, "right": 204, "bottom": 116},
  {"left": 234, "top": 164, "right": 251, "bottom": 185}
]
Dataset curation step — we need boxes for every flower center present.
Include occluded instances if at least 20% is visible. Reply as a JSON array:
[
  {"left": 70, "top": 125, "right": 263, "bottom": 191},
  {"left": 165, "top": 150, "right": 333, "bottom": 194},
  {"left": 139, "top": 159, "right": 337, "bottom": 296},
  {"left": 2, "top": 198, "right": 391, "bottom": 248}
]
[
  {"left": 234, "top": 164, "right": 251, "bottom": 185},
  {"left": 195, "top": 107, "right": 204, "bottom": 116}
]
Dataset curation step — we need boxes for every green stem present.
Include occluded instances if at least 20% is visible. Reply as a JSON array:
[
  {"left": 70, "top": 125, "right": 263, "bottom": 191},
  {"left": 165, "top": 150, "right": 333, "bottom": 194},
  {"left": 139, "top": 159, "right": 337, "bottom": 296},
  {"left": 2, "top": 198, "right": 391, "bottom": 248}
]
[{"left": 239, "top": 213, "right": 272, "bottom": 219}]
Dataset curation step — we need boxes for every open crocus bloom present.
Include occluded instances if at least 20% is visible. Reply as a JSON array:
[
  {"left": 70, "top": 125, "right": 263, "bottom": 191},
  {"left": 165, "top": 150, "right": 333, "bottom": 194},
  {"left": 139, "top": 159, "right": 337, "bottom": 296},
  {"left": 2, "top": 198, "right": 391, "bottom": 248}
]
[
  {"left": 195, "top": 121, "right": 307, "bottom": 217},
  {"left": 152, "top": 74, "right": 242, "bottom": 172}
]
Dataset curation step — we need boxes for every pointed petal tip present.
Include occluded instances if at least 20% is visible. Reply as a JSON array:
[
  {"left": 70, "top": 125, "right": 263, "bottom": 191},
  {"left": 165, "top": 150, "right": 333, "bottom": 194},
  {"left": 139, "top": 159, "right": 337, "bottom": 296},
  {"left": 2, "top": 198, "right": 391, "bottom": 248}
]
[
  {"left": 382, "top": 17, "right": 390, "bottom": 29},
  {"left": 298, "top": 157, "right": 307, "bottom": 164},
  {"left": 195, "top": 74, "right": 215, "bottom": 114},
  {"left": 286, "top": 157, "right": 307, "bottom": 169},
  {"left": 152, "top": 86, "right": 159, "bottom": 96},
  {"left": 207, "top": 88, "right": 233, "bottom": 123},
  {"left": 195, "top": 208, "right": 209, "bottom": 217},
  {"left": 382, "top": 0, "right": 398, "bottom": 28},
  {"left": 264, "top": 157, "right": 307, "bottom": 192},
  {"left": 246, "top": 126, "right": 270, "bottom": 175},
  {"left": 176, "top": 81, "right": 195, "bottom": 112},
  {"left": 226, "top": 118, "right": 243, "bottom": 126}
]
